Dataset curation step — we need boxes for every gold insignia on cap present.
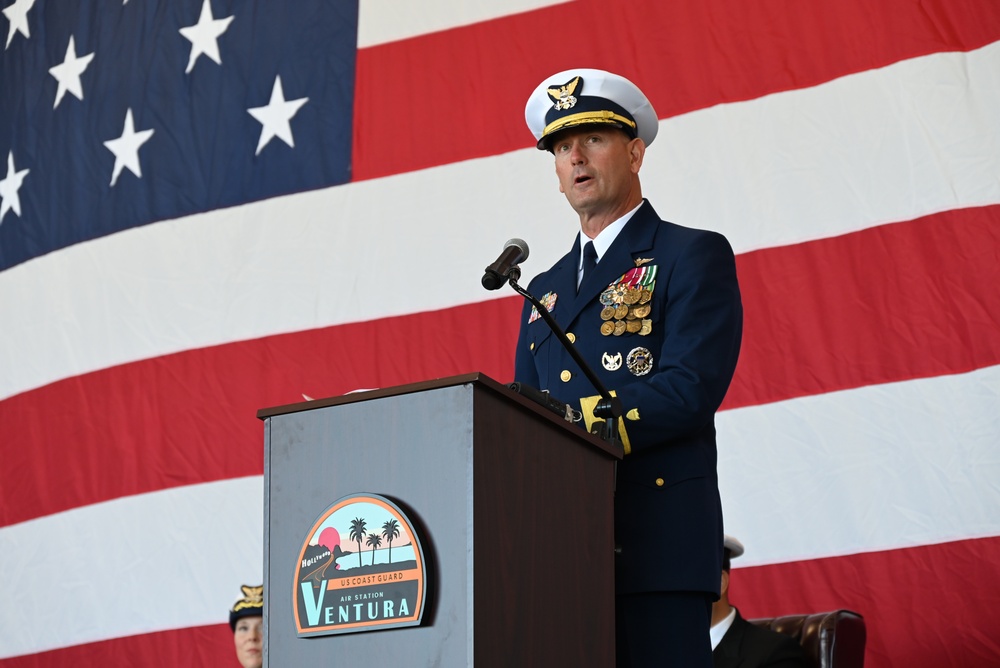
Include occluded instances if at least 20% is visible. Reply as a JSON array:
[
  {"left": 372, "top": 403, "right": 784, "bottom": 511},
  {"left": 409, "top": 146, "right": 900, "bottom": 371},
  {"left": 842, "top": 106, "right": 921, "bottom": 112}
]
[
  {"left": 634, "top": 257, "right": 653, "bottom": 267},
  {"left": 547, "top": 76, "right": 580, "bottom": 111},
  {"left": 232, "top": 584, "right": 264, "bottom": 613}
]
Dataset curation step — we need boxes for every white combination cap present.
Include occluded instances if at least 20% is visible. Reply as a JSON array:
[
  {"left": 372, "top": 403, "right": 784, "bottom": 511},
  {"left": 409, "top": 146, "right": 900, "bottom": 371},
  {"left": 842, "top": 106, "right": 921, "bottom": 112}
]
[
  {"left": 724, "top": 535, "right": 745, "bottom": 559},
  {"left": 525, "top": 68, "right": 658, "bottom": 150}
]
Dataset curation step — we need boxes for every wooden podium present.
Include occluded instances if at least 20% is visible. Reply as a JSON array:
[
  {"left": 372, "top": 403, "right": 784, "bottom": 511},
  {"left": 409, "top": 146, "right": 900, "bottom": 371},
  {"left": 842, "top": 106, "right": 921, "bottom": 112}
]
[{"left": 257, "top": 372, "right": 622, "bottom": 666}]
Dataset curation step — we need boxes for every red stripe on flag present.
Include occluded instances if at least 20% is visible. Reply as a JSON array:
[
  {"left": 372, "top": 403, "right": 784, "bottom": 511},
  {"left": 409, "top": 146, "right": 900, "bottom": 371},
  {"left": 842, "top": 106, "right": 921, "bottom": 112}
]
[
  {"left": 352, "top": 0, "right": 1000, "bottom": 180},
  {"left": 4, "top": 206, "right": 999, "bottom": 526},
  {"left": 3, "top": 538, "right": 996, "bottom": 665},
  {"left": 724, "top": 204, "right": 1000, "bottom": 410},
  {"left": 734, "top": 536, "right": 1000, "bottom": 667},
  {"left": 0, "top": 624, "right": 234, "bottom": 667},
  {"left": 0, "top": 298, "right": 521, "bottom": 528}
]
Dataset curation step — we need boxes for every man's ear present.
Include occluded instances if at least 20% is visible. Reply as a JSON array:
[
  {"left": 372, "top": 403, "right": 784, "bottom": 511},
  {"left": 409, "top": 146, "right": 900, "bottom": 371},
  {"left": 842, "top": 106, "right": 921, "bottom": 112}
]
[
  {"left": 629, "top": 137, "right": 645, "bottom": 174},
  {"left": 720, "top": 569, "right": 730, "bottom": 598}
]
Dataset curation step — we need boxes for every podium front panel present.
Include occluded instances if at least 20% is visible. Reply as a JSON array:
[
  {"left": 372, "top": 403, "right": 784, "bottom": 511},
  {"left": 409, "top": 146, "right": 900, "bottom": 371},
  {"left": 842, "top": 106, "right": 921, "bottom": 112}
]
[{"left": 265, "top": 383, "right": 475, "bottom": 665}]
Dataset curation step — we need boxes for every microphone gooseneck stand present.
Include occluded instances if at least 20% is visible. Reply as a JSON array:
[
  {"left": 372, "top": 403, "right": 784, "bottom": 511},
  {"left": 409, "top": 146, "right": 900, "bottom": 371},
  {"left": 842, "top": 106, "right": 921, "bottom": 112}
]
[{"left": 507, "top": 271, "right": 623, "bottom": 447}]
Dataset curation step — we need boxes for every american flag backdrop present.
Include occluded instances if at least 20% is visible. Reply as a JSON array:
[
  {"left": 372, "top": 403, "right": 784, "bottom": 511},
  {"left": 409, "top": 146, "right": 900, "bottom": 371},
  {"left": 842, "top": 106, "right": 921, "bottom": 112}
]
[{"left": 2, "top": 0, "right": 999, "bottom": 665}]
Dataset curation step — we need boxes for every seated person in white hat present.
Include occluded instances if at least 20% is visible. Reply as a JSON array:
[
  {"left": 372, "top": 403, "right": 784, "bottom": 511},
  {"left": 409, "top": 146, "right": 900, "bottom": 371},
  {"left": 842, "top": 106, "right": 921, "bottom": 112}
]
[
  {"left": 230, "top": 584, "right": 264, "bottom": 668},
  {"left": 712, "top": 537, "right": 811, "bottom": 668},
  {"left": 517, "top": 68, "right": 743, "bottom": 667}
]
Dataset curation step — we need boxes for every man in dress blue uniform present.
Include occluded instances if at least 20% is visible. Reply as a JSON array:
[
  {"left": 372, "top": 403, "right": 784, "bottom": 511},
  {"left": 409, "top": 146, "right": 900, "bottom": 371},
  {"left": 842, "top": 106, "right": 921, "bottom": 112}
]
[{"left": 515, "top": 68, "right": 744, "bottom": 666}]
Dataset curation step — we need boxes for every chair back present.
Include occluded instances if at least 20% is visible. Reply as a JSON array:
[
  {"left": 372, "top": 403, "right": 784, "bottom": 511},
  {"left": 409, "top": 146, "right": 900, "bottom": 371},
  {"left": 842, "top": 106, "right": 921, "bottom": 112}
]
[{"left": 749, "top": 609, "right": 866, "bottom": 668}]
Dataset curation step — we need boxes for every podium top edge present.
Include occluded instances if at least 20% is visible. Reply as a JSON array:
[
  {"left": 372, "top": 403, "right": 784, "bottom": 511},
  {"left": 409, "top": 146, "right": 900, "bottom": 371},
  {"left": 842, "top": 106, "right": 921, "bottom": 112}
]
[
  {"left": 256, "top": 372, "right": 489, "bottom": 419},
  {"left": 255, "top": 371, "right": 622, "bottom": 459}
]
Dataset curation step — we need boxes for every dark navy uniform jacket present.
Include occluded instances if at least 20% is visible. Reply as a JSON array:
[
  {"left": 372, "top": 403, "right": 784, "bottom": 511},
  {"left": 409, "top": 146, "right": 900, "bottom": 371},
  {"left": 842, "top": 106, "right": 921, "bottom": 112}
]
[
  {"left": 514, "top": 199, "right": 743, "bottom": 595},
  {"left": 714, "top": 610, "right": 812, "bottom": 668}
]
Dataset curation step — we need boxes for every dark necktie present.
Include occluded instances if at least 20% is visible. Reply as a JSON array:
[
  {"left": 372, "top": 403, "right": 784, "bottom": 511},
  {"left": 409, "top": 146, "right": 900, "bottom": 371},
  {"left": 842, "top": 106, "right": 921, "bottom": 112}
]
[{"left": 580, "top": 240, "right": 597, "bottom": 293}]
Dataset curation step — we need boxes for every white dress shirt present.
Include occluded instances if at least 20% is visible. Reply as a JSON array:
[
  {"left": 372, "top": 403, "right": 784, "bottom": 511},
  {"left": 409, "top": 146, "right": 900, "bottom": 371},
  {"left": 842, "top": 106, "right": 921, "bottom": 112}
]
[
  {"left": 710, "top": 607, "right": 737, "bottom": 650},
  {"left": 576, "top": 202, "right": 643, "bottom": 288}
]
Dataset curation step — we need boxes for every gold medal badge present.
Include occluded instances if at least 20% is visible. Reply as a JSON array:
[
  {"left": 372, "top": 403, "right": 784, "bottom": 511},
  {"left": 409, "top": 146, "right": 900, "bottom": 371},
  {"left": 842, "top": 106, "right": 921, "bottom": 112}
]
[{"left": 595, "top": 264, "right": 658, "bottom": 336}]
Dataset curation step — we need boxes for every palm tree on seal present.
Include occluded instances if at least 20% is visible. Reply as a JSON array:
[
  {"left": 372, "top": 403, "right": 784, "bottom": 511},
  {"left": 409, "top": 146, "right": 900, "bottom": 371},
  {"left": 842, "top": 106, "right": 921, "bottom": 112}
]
[
  {"left": 349, "top": 517, "right": 367, "bottom": 568},
  {"left": 382, "top": 518, "right": 400, "bottom": 564},
  {"left": 366, "top": 532, "right": 382, "bottom": 566}
]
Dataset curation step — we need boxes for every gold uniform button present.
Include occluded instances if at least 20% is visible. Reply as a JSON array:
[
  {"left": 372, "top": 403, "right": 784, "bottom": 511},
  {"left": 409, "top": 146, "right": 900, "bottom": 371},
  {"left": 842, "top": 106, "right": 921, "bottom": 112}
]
[
  {"left": 655, "top": 478, "right": 665, "bottom": 487},
  {"left": 566, "top": 332, "right": 576, "bottom": 343},
  {"left": 560, "top": 370, "right": 572, "bottom": 382},
  {"left": 529, "top": 342, "right": 535, "bottom": 351}
]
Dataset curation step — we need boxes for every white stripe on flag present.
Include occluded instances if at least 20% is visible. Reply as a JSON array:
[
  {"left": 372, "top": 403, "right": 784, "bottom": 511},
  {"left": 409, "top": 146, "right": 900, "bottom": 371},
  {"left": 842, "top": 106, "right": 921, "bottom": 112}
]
[
  {"left": 357, "top": 0, "right": 573, "bottom": 47},
  {"left": 648, "top": 40, "right": 1000, "bottom": 252},
  {"left": 2, "top": 43, "right": 999, "bottom": 401},
  {"left": 3, "top": 368, "right": 998, "bottom": 656},
  {"left": 717, "top": 364, "right": 1000, "bottom": 567},
  {"left": 0, "top": 477, "right": 263, "bottom": 659}
]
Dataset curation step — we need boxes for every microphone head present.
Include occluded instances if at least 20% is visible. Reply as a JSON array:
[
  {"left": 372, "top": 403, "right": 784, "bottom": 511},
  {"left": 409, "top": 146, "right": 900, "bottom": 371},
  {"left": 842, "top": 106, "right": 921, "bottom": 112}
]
[
  {"left": 504, "top": 238, "right": 529, "bottom": 263},
  {"left": 482, "top": 238, "right": 530, "bottom": 290}
]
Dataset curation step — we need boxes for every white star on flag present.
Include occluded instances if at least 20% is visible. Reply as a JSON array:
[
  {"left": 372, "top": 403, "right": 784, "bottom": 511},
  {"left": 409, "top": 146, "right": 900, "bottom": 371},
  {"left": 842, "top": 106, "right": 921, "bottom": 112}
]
[
  {"left": 247, "top": 75, "right": 309, "bottom": 156},
  {"left": 179, "top": 0, "right": 234, "bottom": 74},
  {"left": 0, "top": 151, "right": 30, "bottom": 224},
  {"left": 3, "top": 0, "right": 35, "bottom": 49},
  {"left": 103, "top": 108, "right": 155, "bottom": 187},
  {"left": 48, "top": 36, "right": 95, "bottom": 109}
]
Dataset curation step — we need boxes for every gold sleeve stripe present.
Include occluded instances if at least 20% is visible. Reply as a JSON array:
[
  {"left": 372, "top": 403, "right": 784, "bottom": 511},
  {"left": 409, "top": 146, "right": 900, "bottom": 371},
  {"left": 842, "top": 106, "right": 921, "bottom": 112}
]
[{"left": 579, "top": 391, "right": 632, "bottom": 455}]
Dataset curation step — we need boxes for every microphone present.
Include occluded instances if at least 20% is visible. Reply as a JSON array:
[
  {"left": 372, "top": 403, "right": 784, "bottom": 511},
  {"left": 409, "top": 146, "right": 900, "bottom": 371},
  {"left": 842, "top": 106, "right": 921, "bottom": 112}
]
[{"left": 482, "top": 238, "right": 529, "bottom": 290}]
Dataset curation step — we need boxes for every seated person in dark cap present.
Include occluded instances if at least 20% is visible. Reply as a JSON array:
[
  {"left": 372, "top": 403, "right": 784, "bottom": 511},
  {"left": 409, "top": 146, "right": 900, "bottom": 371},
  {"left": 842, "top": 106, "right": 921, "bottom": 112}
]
[
  {"left": 230, "top": 584, "right": 264, "bottom": 668},
  {"left": 712, "top": 537, "right": 811, "bottom": 668}
]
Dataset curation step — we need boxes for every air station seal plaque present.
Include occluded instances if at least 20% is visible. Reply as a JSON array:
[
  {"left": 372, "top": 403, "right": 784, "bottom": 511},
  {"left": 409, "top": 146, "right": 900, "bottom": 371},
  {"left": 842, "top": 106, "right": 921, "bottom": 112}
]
[{"left": 293, "top": 493, "right": 427, "bottom": 637}]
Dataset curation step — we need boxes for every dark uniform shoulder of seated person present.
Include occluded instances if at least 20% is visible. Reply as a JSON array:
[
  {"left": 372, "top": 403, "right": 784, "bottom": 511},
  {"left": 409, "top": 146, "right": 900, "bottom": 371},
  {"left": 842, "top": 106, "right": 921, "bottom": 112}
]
[
  {"left": 714, "top": 611, "right": 813, "bottom": 668},
  {"left": 517, "top": 68, "right": 744, "bottom": 668},
  {"left": 712, "top": 537, "right": 812, "bottom": 668}
]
